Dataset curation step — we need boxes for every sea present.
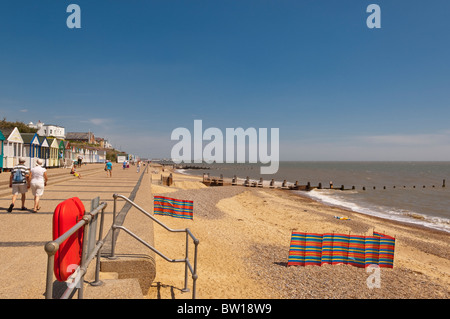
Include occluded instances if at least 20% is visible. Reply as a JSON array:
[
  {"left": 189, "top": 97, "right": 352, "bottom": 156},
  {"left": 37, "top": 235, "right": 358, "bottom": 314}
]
[{"left": 175, "top": 161, "right": 450, "bottom": 233}]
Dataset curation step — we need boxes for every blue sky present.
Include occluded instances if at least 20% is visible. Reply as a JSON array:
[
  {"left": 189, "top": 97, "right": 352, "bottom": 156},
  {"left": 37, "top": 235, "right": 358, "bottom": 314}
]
[{"left": 1, "top": 0, "right": 449, "bottom": 161}]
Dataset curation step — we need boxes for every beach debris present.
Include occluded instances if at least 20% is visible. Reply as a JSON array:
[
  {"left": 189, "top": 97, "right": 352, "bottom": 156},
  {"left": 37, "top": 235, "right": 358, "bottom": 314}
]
[{"left": 334, "top": 216, "right": 351, "bottom": 220}]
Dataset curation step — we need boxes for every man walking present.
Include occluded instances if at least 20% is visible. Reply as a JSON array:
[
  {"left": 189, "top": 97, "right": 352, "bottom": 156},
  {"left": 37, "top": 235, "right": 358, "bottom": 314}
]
[
  {"left": 7, "top": 157, "right": 30, "bottom": 212},
  {"left": 105, "top": 160, "right": 113, "bottom": 177}
]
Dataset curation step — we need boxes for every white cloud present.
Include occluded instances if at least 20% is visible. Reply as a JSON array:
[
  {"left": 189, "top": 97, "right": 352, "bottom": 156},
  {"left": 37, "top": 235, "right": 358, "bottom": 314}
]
[
  {"left": 88, "top": 118, "right": 112, "bottom": 126},
  {"left": 358, "top": 132, "right": 450, "bottom": 146},
  {"left": 280, "top": 131, "right": 450, "bottom": 161}
]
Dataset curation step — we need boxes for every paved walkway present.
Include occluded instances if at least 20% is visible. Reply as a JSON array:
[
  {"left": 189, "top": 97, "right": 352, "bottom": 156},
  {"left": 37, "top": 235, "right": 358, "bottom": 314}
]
[{"left": 0, "top": 163, "right": 149, "bottom": 298}]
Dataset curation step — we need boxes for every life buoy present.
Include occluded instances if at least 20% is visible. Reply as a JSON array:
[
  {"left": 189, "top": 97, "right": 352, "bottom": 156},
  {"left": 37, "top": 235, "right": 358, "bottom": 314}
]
[{"left": 52, "top": 197, "right": 85, "bottom": 282}]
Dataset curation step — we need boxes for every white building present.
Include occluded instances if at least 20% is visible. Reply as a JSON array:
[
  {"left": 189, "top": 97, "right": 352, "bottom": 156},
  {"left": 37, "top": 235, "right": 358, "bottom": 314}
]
[{"left": 28, "top": 121, "right": 66, "bottom": 139}]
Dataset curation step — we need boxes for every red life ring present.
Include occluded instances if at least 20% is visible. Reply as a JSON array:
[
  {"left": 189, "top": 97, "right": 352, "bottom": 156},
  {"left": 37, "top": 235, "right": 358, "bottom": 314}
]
[{"left": 52, "top": 197, "right": 85, "bottom": 282}]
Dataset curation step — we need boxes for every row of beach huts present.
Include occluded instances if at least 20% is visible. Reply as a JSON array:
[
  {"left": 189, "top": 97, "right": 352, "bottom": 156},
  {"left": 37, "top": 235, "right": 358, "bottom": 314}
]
[{"left": 0, "top": 127, "right": 109, "bottom": 171}]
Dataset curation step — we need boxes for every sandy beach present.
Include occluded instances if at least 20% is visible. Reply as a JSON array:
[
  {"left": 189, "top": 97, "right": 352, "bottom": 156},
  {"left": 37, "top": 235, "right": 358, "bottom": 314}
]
[{"left": 148, "top": 168, "right": 449, "bottom": 299}]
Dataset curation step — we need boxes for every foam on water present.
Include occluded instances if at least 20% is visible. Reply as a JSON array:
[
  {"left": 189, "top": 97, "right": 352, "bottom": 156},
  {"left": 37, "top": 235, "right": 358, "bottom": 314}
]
[
  {"left": 303, "top": 189, "right": 450, "bottom": 233},
  {"left": 175, "top": 161, "right": 450, "bottom": 233}
]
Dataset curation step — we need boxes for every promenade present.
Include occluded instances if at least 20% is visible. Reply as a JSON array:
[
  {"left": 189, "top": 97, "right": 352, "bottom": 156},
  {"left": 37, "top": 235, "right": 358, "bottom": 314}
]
[{"left": 0, "top": 163, "right": 149, "bottom": 299}]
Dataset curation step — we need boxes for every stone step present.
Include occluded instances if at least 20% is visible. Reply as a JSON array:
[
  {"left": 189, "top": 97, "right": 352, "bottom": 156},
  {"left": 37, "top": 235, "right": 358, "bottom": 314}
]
[
  {"left": 100, "top": 257, "right": 156, "bottom": 297},
  {"left": 83, "top": 278, "right": 144, "bottom": 299}
]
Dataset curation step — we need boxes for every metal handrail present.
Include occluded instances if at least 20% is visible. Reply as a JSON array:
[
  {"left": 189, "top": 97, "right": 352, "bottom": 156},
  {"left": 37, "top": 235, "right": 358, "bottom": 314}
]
[
  {"left": 110, "top": 193, "right": 199, "bottom": 299},
  {"left": 44, "top": 201, "right": 107, "bottom": 299}
]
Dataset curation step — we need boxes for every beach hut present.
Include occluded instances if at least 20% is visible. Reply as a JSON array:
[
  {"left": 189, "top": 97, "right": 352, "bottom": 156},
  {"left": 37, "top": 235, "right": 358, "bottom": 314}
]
[
  {"left": 70, "top": 145, "right": 86, "bottom": 166},
  {"left": 71, "top": 145, "right": 79, "bottom": 164},
  {"left": 0, "top": 127, "right": 25, "bottom": 169},
  {"left": 47, "top": 137, "right": 60, "bottom": 167},
  {"left": 21, "top": 132, "right": 41, "bottom": 167},
  {"left": 83, "top": 146, "right": 91, "bottom": 164},
  {"left": 38, "top": 136, "right": 50, "bottom": 167},
  {"left": 84, "top": 147, "right": 92, "bottom": 164},
  {"left": 97, "top": 148, "right": 106, "bottom": 163},
  {"left": 57, "top": 139, "right": 65, "bottom": 167},
  {"left": 84, "top": 146, "right": 99, "bottom": 163},
  {"left": 92, "top": 147, "right": 98, "bottom": 163},
  {"left": 78, "top": 147, "right": 86, "bottom": 165},
  {"left": 64, "top": 141, "right": 74, "bottom": 167},
  {"left": 90, "top": 147, "right": 97, "bottom": 163},
  {"left": 72, "top": 145, "right": 81, "bottom": 165},
  {"left": 0, "top": 130, "right": 5, "bottom": 171}
]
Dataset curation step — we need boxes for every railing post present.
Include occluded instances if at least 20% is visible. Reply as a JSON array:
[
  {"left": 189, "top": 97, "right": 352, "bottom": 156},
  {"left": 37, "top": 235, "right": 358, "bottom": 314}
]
[
  {"left": 91, "top": 205, "right": 106, "bottom": 286},
  {"left": 192, "top": 239, "right": 199, "bottom": 299},
  {"left": 78, "top": 214, "right": 91, "bottom": 299},
  {"left": 44, "top": 241, "right": 58, "bottom": 299},
  {"left": 182, "top": 231, "right": 190, "bottom": 293},
  {"left": 109, "top": 194, "right": 118, "bottom": 259},
  {"left": 45, "top": 255, "right": 54, "bottom": 299}
]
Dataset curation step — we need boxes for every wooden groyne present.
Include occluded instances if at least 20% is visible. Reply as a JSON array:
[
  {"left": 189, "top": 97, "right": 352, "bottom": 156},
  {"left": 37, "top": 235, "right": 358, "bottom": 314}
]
[
  {"left": 202, "top": 173, "right": 229, "bottom": 186},
  {"left": 201, "top": 175, "right": 448, "bottom": 192},
  {"left": 161, "top": 173, "right": 173, "bottom": 186}
]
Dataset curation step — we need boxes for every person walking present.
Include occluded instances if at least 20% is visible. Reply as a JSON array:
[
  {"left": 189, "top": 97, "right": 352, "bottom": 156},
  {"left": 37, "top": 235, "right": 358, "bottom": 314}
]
[
  {"left": 29, "top": 158, "right": 48, "bottom": 213},
  {"left": 105, "top": 160, "right": 113, "bottom": 177},
  {"left": 7, "top": 157, "right": 30, "bottom": 213}
]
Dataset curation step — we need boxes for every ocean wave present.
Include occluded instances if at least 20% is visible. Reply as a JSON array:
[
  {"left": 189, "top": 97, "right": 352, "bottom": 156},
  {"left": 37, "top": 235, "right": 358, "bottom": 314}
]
[
  {"left": 177, "top": 168, "right": 450, "bottom": 233},
  {"left": 302, "top": 189, "right": 450, "bottom": 233},
  {"left": 175, "top": 169, "right": 189, "bottom": 175}
]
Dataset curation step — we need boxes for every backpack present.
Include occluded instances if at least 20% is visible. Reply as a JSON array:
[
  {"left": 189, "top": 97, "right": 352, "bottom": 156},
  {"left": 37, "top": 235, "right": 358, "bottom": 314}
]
[{"left": 13, "top": 168, "right": 24, "bottom": 183}]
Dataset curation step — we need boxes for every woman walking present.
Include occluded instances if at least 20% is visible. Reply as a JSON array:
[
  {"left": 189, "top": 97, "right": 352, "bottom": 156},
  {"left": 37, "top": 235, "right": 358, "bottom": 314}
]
[{"left": 29, "top": 159, "right": 48, "bottom": 213}]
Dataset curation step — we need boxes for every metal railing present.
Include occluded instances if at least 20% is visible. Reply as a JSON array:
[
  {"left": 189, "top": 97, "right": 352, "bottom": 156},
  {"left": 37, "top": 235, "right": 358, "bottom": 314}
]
[
  {"left": 110, "top": 194, "right": 199, "bottom": 299},
  {"left": 44, "top": 199, "right": 107, "bottom": 299}
]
